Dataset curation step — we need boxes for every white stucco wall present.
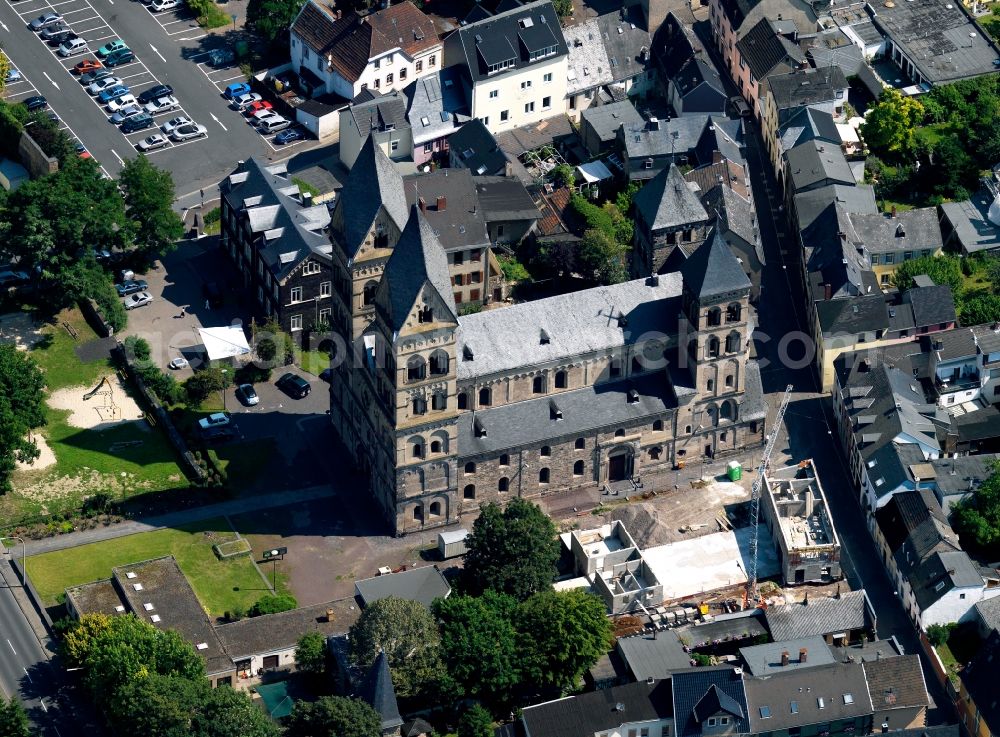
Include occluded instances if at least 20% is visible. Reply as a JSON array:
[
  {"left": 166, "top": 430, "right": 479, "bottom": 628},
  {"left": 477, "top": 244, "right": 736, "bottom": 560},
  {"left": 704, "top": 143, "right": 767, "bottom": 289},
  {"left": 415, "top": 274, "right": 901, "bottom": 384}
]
[{"left": 470, "top": 55, "right": 568, "bottom": 134}]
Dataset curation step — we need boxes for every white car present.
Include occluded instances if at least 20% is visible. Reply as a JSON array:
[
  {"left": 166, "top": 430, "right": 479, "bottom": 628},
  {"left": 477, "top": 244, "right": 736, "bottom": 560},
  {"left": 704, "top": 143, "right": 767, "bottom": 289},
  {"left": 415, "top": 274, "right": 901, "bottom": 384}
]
[
  {"left": 88, "top": 76, "right": 122, "bottom": 95},
  {"left": 231, "top": 92, "right": 261, "bottom": 110},
  {"left": 106, "top": 94, "right": 138, "bottom": 112},
  {"left": 160, "top": 115, "right": 192, "bottom": 134},
  {"left": 144, "top": 95, "right": 179, "bottom": 115},
  {"left": 58, "top": 38, "right": 88, "bottom": 57},
  {"left": 150, "top": 0, "right": 181, "bottom": 10},
  {"left": 250, "top": 109, "right": 280, "bottom": 125},
  {"left": 137, "top": 133, "right": 169, "bottom": 151},
  {"left": 170, "top": 123, "right": 207, "bottom": 141},
  {"left": 110, "top": 104, "right": 144, "bottom": 124},
  {"left": 123, "top": 291, "right": 153, "bottom": 310},
  {"left": 168, "top": 357, "right": 189, "bottom": 370},
  {"left": 197, "top": 412, "right": 231, "bottom": 430}
]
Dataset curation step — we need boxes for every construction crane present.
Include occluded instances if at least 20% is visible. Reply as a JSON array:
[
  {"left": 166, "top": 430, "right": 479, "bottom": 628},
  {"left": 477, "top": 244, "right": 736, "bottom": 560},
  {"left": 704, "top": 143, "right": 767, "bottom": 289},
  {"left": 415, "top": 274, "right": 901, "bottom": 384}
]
[{"left": 745, "top": 384, "right": 793, "bottom": 609}]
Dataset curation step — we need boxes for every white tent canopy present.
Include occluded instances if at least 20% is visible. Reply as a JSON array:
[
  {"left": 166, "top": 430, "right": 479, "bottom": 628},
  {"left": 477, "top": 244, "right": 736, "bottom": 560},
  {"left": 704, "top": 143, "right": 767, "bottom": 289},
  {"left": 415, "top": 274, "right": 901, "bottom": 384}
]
[
  {"left": 576, "top": 160, "right": 613, "bottom": 183},
  {"left": 197, "top": 325, "right": 251, "bottom": 361}
]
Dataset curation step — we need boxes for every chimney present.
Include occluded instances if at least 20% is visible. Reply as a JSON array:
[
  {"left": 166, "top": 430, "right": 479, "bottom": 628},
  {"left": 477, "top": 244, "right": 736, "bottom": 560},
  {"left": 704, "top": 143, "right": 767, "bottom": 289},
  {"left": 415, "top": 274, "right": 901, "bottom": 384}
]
[
  {"left": 419, "top": 196, "right": 427, "bottom": 213},
  {"left": 799, "top": 648, "right": 808, "bottom": 663},
  {"left": 781, "top": 651, "right": 790, "bottom": 666},
  {"left": 649, "top": 272, "right": 660, "bottom": 287},
  {"left": 302, "top": 191, "right": 313, "bottom": 207},
  {"left": 824, "top": 284, "right": 833, "bottom": 301},
  {"left": 803, "top": 591, "right": 809, "bottom": 605},
  {"left": 836, "top": 583, "right": 842, "bottom": 599},
  {"left": 713, "top": 150, "right": 723, "bottom": 164},
  {"left": 436, "top": 195, "right": 447, "bottom": 211},
  {"left": 648, "top": 117, "right": 660, "bottom": 131},
  {"left": 504, "top": 159, "right": 513, "bottom": 177}
]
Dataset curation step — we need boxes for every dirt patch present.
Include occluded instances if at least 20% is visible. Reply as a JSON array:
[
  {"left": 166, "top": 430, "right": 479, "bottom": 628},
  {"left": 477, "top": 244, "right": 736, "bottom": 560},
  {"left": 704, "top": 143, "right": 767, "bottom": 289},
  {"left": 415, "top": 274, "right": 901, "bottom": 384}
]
[
  {"left": 48, "top": 378, "right": 145, "bottom": 429},
  {"left": 16, "top": 433, "right": 56, "bottom": 471},
  {"left": 0, "top": 312, "right": 44, "bottom": 351}
]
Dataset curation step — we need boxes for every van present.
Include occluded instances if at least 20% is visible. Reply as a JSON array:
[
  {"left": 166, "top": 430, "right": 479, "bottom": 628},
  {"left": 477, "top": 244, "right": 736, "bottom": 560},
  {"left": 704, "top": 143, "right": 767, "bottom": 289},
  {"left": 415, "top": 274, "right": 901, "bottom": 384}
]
[
  {"left": 58, "top": 37, "right": 87, "bottom": 56},
  {"left": 258, "top": 116, "right": 290, "bottom": 134}
]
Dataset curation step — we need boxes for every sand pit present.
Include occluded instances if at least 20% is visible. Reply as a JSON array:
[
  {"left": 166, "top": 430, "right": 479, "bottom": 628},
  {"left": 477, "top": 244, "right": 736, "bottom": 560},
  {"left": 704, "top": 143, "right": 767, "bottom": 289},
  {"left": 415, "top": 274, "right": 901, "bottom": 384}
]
[
  {"left": 48, "top": 377, "right": 145, "bottom": 429},
  {"left": 16, "top": 433, "right": 56, "bottom": 471},
  {"left": 0, "top": 312, "right": 44, "bottom": 351}
]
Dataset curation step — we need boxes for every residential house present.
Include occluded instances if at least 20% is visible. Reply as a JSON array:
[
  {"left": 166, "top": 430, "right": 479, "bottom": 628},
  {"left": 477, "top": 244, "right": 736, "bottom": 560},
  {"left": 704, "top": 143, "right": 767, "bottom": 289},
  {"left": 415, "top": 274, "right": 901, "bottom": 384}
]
[
  {"left": 738, "top": 636, "right": 835, "bottom": 676},
  {"left": 632, "top": 163, "right": 711, "bottom": 274},
  {"left": 773, "top": 107, "right": 840, "bottom": 188},
  {"left": 728, "top": 16, "right": 806, "bottom": 118},
  {"left": 443, "top": 0, "right": 569, "bottom": 135},
  {"left": 617, "top": 630, "right": 695, "bottom": 681},
  {"left": 850, "top": 209, "right": 945, "bottom": 288},
  {"left": 940, "top": 178, "right": 1000, "bottom": 257},
  {"left": 475, "top": 175, "right": 540, "bottom": 248},
  {"left": 339, "top": 91, "right": 412, "bottom": 168},
  {"left": 595, "top": 7, "right": 655, "bottom": 101},
  {"left": 958, "top": 631, "right": 1000, "bottom": 737},
  {"left": 785, "top": 140, "right": 855, "bottom": 201},
  {"left": 449, "top": 119, "right": 509, "bottom": 175},
  {"left": 354, "top": 565, "right": 451, "bottom": 609},
  {"left": 671, "top": 666, "right": 749, "bottom": 737},
  {"left": 580, "top": 100, "right": 644, "bottom": 157},
  {"left": 405, "top": 66, "right": 470, "bottom": 167},
  {"left": 862, "top": 655, "right": 929, "bottom": 730},
  {"left": 563, "top": 19, "right": 612, "bottom": 121},
  {"left": 973, "top": 595, "right": 1000, "bottom": 638},
  {"left": 619, "top": 114, "right": 742, "bottom": 182},
  {"left": 763, "top": 589, "right": 876, "bottom": 645},
  {"left": 669, "top": 57, "right": 727, "bottom": 116},
  {"left": 521, "top": 679, "right": 675, "bottom": 737},
  {"left": 290, "top": 0, "right": 440, "bottom": 99}
]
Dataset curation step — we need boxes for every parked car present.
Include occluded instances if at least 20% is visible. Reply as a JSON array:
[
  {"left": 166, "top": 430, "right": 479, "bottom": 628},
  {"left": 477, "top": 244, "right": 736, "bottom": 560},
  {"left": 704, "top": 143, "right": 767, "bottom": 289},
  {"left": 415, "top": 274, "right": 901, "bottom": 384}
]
[
  {"left": 168, "top": 357, "right": 189, "bottom": 370},
  {"left": 161, "top": 115, "right": 191, "bottom": 134},
  {"left": 207, "top": 47, "right": 234, "bottom": 66},
  {"left": 729, "top": 96, "right": 751, "bottom": 119},
  {"left": 123, "top": 291, "right": 153, "bottom": 309},
  {"left": 143, "top": 95, "right": 179, "bottom": 115},
  {"left": 82, "top": 69, "right": 115, "bottom": 85},
  {"left": 73, "top": 59, "right": 102, "bottom": 75},
  {"left": 23, "top": 96, "right": 47, "bottom": 111},
  {"left": 29, "top": 12, "right": 64, "bottom": 31},
  {"left": 45, "top": 30, "right": 77, "bottom": 47},
  {"left": 115, "top": 279, "right": 148, "bottom": 296},
  {"left": 59, "top": 37, "right": 90, "bottom": 56},
  {"left": 110, "top": 103, "right": 143, "bottom": 124},
  {"left": 77, "top": 143, "right": 92, "bottom": 159},
  {"left": 276, "top": 372, "right": 310, "bottom": 399},
  {"left": 231, "top": 92, "right": 261, "bottom": 109},
  {"left": 244, "top": 100, "right": 273, "bottom": 116},
  {"left": 150, "top": 0, "right": 181, "bottom": 10},
  {"left": 137, "top": 133, "right": 169, "bottom": 151},
  {"left": 97, "top": 84, "right": 129, "bottom": 102},
  {"left": 223, "top": 81, "right": 251, "bottom": 99},
  {"left": 96, "top": 39, "right": 128, "bottom": 58},
  {"left": 199, "top": 425, "right": 240, "bottom": 444},
  {"left": 170, "top": 123, "right": 207, "bottom": 141},
  {"left": 250, "top": 108, "right": 279, "bottom": 125},
  {"left": 106, "top": 94, "right": 138, "bottom": 112},
  {"left": 274, "top": 127, "right": 307, "bottom": 145},
  {"left": 39, "top": 23, "right": 68, "bottom": 40},
  {"left": 104, "top": 49, "right": 135, "bottom": 67},
  {"left": 4, "top": 68, "right": 21, "bottom": 83},
  {"left": 198, "top": 412, "right": 231, "bottom": 430},
  {"left": 121, "top": 113, "right": 155, "bottom": 133},
  {"left": 137, "top": 83, "right": 173, "bottom": 104},
  {"left": 258, "top": 116, "right": 290, "bottom": 134},
  {"left": 235, "top": 384, "right": 259, "bottom": 406},
  {"left": 0, "top": 270, "right": 29, "bottom": 287}
]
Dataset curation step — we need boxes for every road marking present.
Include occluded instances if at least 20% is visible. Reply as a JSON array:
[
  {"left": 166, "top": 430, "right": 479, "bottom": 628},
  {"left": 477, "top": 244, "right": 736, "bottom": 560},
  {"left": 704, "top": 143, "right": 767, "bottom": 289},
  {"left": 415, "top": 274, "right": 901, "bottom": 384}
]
[
  {"left": 149, "top": 43, "right": 165, "bottom": 63},
  {"left": 6, "top": 640, "right": 14, "bottom": 655},
  {"left": 0, "top": 21, "right": 8, "bottom": 31},
  {"left": 42, "top": 72, "right": 59, "bottom": 89},
  {"left": 39, "top": 697, "right": 47, "bottom": 712},
  {"left": 176, "top": 33, "right": 204, "bottom": 40},
  {"left": 209, "top": 112, "right": 226, "bottom": 131},
  {"left": 110, "top": 147, "right": 124, "bottom": 164}
]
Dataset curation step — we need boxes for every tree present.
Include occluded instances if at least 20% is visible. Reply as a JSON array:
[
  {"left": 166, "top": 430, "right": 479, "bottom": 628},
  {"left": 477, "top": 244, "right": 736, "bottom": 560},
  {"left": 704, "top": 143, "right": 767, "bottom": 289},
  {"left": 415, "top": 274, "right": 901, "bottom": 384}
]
[
  {"left": 551, "top": 0, "right": 572, "bottom": 15},
  {"left": 861, "top": 89, "right": 925, "bottom": 160},
  {"left": 457, "top": 704, "right": 494, "bottom": 737},
  {"left": 246, "top": 0, "right": 302, "bottom": 45},
  {"left": 294, "top": 631, "right": 328, "bottom": 677},
  {"left": 192, "top": 683, "right": 280, "bottom": 737},
  {"left": 0, "top": 696, "right": 31, "bottom": 737},
  {"left": 517, "top": 589, "right": 613, "bottom": 692},
  {"left": 578, "top": 228, "right": 628, "bottom": 285},
  {"left": 929, "top": 135, "right": 976, "bottom": 199},
  {"left": 0, "top": 54, "right": 11, "bottom": 97},
  {"left": 891, "top": 253, "right": 963, "bottom": 294},
  {"left": 433, "top": 591, "right": 521, "bottom": 706},
  {"left": 119, "top": 155, "right": 184, "bottom": 261},
  {"left": 247, "top": 593, "right": 297, "bottom": 617},
  {"left": 348, "top": 596, "right": 445, "bottom": 699},
  {"left": 107, "top": 673, "right": 206, "bottom": 737},
  {"left": 549, "top": 163, "right": 575, "bottom": 189},
  {"left": 926, "top": 623, "right": 955, "bottom": 647},
  {"left": 462, "top": 498, "right": 559, "bottom": 600},
  {"left": 182, "top": 367, "right": 233, "bottom": 407},
  {"left": 61, "top": 613, "right": 113, "bottom": 667},
  {"left": 286, "top": 696, "right": 381, "bottom": 737},
  {"left": 959, "top": 293, "right": 1000, "bottom": 325},
  {"left": 25, "top": 111, "right": 75, "bottom": 164},
  {"left": 952, "top": 460, "right": 1000, "bottom": 555},
  {"left": 0, "top": 344, "right": 47, "bottom": 491}
]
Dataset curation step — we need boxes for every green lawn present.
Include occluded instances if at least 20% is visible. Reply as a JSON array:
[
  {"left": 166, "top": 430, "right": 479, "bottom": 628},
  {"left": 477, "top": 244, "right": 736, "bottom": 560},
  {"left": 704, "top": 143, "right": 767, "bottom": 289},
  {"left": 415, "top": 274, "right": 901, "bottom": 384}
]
[
  {"left": 914, "top": 122, "right": 951, "bottom": 148},
  {"left": 25, "top": 518, "right": 271, "bottom": 617},
  {"left": 29, "top": 309, "right": 110, "bottom": 392},
  {"left": 298, "top": 350, "right": 330, "bottom": 377}
]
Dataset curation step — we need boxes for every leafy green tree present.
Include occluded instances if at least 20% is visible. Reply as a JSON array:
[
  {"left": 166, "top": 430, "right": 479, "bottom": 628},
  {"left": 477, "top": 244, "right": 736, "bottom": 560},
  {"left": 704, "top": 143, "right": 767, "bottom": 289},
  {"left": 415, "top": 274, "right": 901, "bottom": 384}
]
[
  {"left": 517, "top": 589, "right": 613, "bottom": 692},
  {"left": 549, "top": 163, "right": 575, "bottom": 189},
  {"left": 0, "top": 54, "right": 11, "bottom": 97},
  {"left": 107, "top": 673, "right": 206, "bottom": 737},
  {"left": 0, "top": 344, "right": 47, "bottom": 491},
  {"left": 457, "top": 704, "right": 494, "bottom": 737},
  {"left": 959, "top": 293, "right": 1000, "bottom": 325},
  {"left": 551, "top": 0, "right": 572, "bottom": 16},
  {"left": 433, "top": 591, "right": 520, "bottom": 706},
  {"left": 61, "top": 613, "right": 113, "bottom": 667},
  {"left": 246, "top": 0, "right": 302, "bottom": 44},
  {"left": 294, "top": 631, "right": 328, "bottom": 677},
  {"left": 579, "top": 228, "right": 628, "bottom": 285},
  {"left": 462, "top": 498, "right": 559, "bottom": 600},
  {"left": 286, "top": 696, "right": 381, "bottom": 737},
  {"left": 926, "top": 623, "right": 954, "bottom": 647},
  {"left": 890, "top": 253, "right": 963, "bottom": 294},
  {"left": 247, "top": 593, "right": 297, "bottom": 617},
  {"left": 119, "top": 156, "right": 184, "bottom": 261},
  {"left": 25, "top": 111, "right": 75, "bottom": 164},
  {"left": 929, "top": 135, "right": 975, "bottom": 200},
  {"left": 183, "top": 367, "right": 233, "bottom": 407},
  {"left": 348, "top": 596, "right": 445, "bottom": 699},
  {"left": 193, "top": 683, "right": 280, "bottom": 737},
  {"left": 861, "top": 89, "right": 925, "bottom": 160},
  {"left": 952, "top": 460, "right": 1000, "bottom": 555},
  {"left": 0, "top": 696, "right": 31, "bottom": 737}
]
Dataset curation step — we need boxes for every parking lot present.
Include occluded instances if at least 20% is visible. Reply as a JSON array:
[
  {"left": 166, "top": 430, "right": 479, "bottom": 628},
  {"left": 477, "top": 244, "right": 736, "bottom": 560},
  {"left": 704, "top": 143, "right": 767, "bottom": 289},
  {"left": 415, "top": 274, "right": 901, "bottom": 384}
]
[{"left": 0, "top": 0, "right": 319, "bottom": 192}]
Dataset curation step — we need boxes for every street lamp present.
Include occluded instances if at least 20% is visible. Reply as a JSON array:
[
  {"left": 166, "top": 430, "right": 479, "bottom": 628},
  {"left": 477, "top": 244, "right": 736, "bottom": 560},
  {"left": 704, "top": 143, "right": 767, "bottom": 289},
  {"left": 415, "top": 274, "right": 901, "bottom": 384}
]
[
  {"left": 2, "top": 536, "right": 26, "bottom": 587},
  {"left": 262, "top": 547, "right": 287, "bottom": 593},
  {"left": 221, "top": 368, "right": 228, "bottom": 411}
]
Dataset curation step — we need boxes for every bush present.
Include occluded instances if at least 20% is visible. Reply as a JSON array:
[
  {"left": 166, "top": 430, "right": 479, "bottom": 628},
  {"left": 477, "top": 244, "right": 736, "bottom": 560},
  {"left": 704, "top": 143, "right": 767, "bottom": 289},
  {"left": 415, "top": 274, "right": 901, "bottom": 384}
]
[
  {"left": 203, "top": 207, "right": 221, "bottom": 225},
  {"left": 234, "top": 363, "right": 271, "bottom": 385},
  {"left": 187, "top": 0, "right": 229, "bottom": 27},
  {"left": 549, "top": 163, "right": 575, "bottom": 189},
  {"left": 248, "top": 593, "right": 298, "bottom": 617},
  {"left": 927, "top": 623, "right": 955, "bottom": 647},
  {"left": 182, "top": 367, "right": 230, "bottom": 407},
  {"left": 498, "top": 255, "right": 530, "bottom": 282},
  {"left": 124, "top": 335, "right": 152, "bottom": 363}
]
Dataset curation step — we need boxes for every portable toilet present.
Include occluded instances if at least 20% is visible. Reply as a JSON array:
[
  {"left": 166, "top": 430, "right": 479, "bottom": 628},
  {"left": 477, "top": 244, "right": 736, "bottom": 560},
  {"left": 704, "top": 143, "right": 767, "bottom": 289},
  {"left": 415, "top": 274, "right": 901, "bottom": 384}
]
[{"left": 727, "top": 460, "right": 742, "bottom": 481}]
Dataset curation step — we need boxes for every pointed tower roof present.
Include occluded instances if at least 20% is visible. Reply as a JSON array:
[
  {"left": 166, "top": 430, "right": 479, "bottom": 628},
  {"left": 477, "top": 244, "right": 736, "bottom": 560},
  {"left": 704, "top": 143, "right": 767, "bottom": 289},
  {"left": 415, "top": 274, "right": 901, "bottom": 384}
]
[
  {"left": 380, "top": 204, "right": 457, "bottom": 334},
  {"left": 336, "top": 136, "right": 409, "bottom": 259},
  {"left": 359, "top": 652, "right": 403, "bottom": 732},
  {"left": 681, "top": 226, "right": 751, "bottom": 300},
  {"left": 633, "top": 164, "right": 709, "bottom": 233}
]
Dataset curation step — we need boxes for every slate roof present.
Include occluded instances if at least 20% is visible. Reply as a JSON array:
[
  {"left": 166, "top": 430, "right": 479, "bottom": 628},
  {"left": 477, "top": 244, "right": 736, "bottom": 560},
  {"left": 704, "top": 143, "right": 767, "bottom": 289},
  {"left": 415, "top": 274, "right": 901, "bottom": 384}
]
[
  {"left": 862, "top": 654, "right": 928, "bottom": 712},
  {"left": 694, "top": 684, "right": 745, "bottom": 722},
  {"left": 786, "top": 140, "right": 854, "bottom": 193},
  {"left": 739, "top": 636, "right": 834, "bottom": 676},
  {"left": 621, "top": 113, "right": 712, "bottom": 160},
  {"left": 594, "top": 6, "right": 652, "bottom": 85},
  {"left": 764, "top": 590, "right": 873, "bottom": 641},
  {"left": 962, "top": 631, "right": 1000, "bottom": 734},
  {"left": 403, "top": 168, "right": 490, "bottom": 251},
  {"left": 703, "top": 184, "right": 760, "bottom": 261},
  {"left": 451, "top": 119, "right": 508, "bottom": 176},
  {"left": 446, "top": 0, "right": 568, "bottom": 84},
  {"left": 474, "top": 176, "right": 539, "bottom": 221},
  {"left": 974, "top": 595, "right": 1000, "bottom": 633},
  {"left": 521, "top": 679, "right": 674, "bottom": 737},
  {"left": 581, "top": 100, "right": 644, "bottom": 145},
  {"left": 851, "top": 208, "right": 944, "bottom": 255},
  {"left": 910, "top": 549, "right": 983, "bottom": 610},
  {"left": 816, "top": 295, "right": 889, "bottom": 337},
  {"left": 673, "top": 57, "right": 725, "bottom": 99},
  {"left": 766, "top": 66, "right": 848, "bottom": 112},
  {"left": 685, "top": 159, "right": 750, "bottom": 199},
  {"left": 940, "top": 190, "right": 1000, "bottom": 255},
  {"left": 377, "top": 205, "right": 458, "bottom": 334},
  {"left": 354, "top": 565, "right": 451, "bottom": 608},
  {"left": 735, "top": 18, "right": 805, "bottom": 81},
  {"left": 634, "top": 164, "right": 710, "bottom": 233},
  {"left": 777, "top": 107, "right": 840, "bottom": 154},
  {"left": 874, "top": 488, "right": 957, "bottom": 559},
  {"left": 346, "top": 90, "right": 409, "bottom": 139},
  {"left": 359, "top": 652, "right": 403, "bottom": 732},
  {"left": 334, "top": 136, "right": 408, "bottom": 260},
  {"left": 926, "top": 326, "right": 977, "bottom": 362},
  {"left": 973, "top": 324, "right": 1000, "bottom": 355},
  {"left": 456, "top": 273, "right": 682, "bottom": 380},
  {"left": 744, "top": 662, "right": 873, "bottom": 733},
  {"left": 617, "top": 630, "right": 693, "bottom": 680},
  {"left": 905, "top": 285, "right": 956, "bottom": 329},
  {"left": 564, "top": 19, "right": 613, "bottom": 94},
  {"left": 680, "top": 227, "right": 752, "bottom": 300},
  {"left": 795, "top": 184, "right": 877, "bottom": 232},
  {"left": 928, "top": 453, "right": 1000, "bottom": 514},
  {"left": 672, "top": 667, "right": 749, "bottom": 737},
  {"left": 216, "top": 598, "right": 360, "bottom": 659},
  {"left": 405, "top": 66, "right": 470, "bottom": 146},
  {"left": 291, "top": 0, "right": 439, "bottom": 83},
  {"left": 656, "top": 12, "right": 700, "bottom": 79}
]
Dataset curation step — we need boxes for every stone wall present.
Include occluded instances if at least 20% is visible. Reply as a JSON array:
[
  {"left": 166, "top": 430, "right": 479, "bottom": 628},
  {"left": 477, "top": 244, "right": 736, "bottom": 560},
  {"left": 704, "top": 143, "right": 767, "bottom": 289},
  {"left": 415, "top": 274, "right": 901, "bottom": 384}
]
[{"left": 18, "top": 130, "right": 58, "bottom": 179}]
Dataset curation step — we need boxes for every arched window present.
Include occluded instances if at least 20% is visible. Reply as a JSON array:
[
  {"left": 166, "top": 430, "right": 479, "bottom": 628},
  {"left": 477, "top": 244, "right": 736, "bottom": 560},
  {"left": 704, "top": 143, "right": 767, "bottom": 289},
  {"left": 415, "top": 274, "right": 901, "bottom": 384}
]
[
  {"left": 499, "top": 477, "right": 510, "bottom": 492},
  {"left": 409, "top": 437, "right": 424, "bottom": 458},
  {"left": 479, "top": 387, "right": 491, "bottom": 406},
  {"left": 726, "top": 302, "right": 742, "bottom": 323},
  {"left": 614, "top": 429, "right": 625, "bottom": 438},
  {"left": 555, "top": 370, "right": 567, "bottom": 389},
  {"left": 707, "top": 307, "right": 722, "bottom": 327},
  {"left": 573, "top": 460, "right": 584, "bottom": 476},
  {"left": 721, "top": 400, "right": 737, "bottom": 422},
  {"left": 649, "top": 446, "right": 662, "bottom": 460},
  {"left": 465, "top": 462, "right": 476, "bottom": 474},
  {"left": 532, "top": 375, "right": 545, "bottom": 394},
  {"left": 575, "top": 437, "right": 586, "bottom": 449},
  {"left": 708, "top": 336, "right": 720, "bottom": 359},
  {"left": 725, "top": 374, "right": 734, "bottom": 388},
  {"left": 407, "top": 355, "right": 427, "bottom": 382},
  {"left": 499, "top": 453, "right": 509, "bottom": 466},
  {"left": 707, "top": 379, "right": 714, "bottom": 392},
  {"left": 429, "top": 349, "right": 449, "bottom": 376},
  {"left": 429, "top": 501, "right": 441, "bottom": 516},
  {"left": 653, "top": 419, "right": 663, "bottom": 431},
  {"left": 457, "top": 391, "right": 468, "bottom": 410},
  {"left": 686, "top": 425, "right": 693, "bottom": 434},
  {"left": 432, "top": 392, "right": 447, "bottom": 410},
  {"left": 539, "top": 467, "right": 550, "bottom": 484},
  {"left": 412, "top": 397, "right": 427, "bottom": 415},
  {"left": 540, "top": 445, "right": 551, "bottom": 457},
  {"left": 725, "top": 331, "right": 741, "bottom": 354},
  {"left": 363, "top": 281, "right": 379, "bottom": 306},
  {"left": 463, "top": 484, "right": 476, "bottom": 499},
  {"left": 431, "top": 440, "right": 442, "bottom": 453},
  {"left": 413, "top": 506, "right": 423, "bottom": 521},
  {"left": 418, "top": 306, "right": 433, "bottom": 323}
]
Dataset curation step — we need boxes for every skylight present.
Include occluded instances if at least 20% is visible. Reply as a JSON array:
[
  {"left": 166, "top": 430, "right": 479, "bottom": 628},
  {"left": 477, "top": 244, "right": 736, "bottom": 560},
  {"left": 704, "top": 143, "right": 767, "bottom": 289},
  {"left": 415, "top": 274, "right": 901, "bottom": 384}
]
[
  {"left": 759, "top": 707, "right": 772, "bottom": 719},
  {"left": 421, "top": 116, "right": 430, "bottom": 126},
  {"left": 843, "top": 694, "right": 854, "bottom": 705},
  {"left": 818, "top": 698, "right": 826, "bottom": 709},
  {"left": 790, "top": 701, "right": 798, "bottom": 714}
]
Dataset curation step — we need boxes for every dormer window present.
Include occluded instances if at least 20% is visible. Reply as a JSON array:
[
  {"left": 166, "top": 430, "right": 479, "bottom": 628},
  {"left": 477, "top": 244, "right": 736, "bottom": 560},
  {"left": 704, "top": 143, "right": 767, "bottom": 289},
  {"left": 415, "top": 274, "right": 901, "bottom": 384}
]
[{"left": 539, "top": 329, "right": 550, "bottom": 345}]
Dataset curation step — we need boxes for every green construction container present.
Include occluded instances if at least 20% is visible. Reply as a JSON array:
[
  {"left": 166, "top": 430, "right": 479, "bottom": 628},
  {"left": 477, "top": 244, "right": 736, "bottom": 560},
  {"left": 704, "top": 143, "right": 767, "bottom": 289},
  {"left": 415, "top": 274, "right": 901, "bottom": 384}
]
[{"left": 727, "top": 461, "right": 742, "bottom": 481}]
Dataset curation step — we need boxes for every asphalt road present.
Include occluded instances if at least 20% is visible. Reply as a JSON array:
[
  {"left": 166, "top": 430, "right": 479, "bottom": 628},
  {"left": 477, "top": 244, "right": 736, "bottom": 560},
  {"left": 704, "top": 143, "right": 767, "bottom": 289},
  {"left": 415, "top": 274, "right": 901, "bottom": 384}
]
[{"left": 0, "top": 0, "right": 316, "bottom": 194}]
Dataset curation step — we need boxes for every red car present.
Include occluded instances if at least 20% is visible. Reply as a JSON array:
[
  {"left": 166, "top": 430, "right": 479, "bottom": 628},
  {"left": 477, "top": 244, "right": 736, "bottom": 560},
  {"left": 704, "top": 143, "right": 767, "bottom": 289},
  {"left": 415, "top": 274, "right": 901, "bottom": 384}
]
[
  {"left": 72, "top": 58, "right": 102, "bottom": 75},
  {"left": 244, "top": 100, "right": 273, "bottom": 116}
]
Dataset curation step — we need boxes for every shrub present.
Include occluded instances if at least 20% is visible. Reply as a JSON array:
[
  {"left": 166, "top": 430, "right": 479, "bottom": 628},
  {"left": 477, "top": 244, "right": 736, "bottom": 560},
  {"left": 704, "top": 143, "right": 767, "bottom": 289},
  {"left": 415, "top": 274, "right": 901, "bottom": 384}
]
[
  {"left": 248, "top": 593, "right": 298, "bottom": 617},
  {"left": 203, "top": 207, "right": 221, "bottom": 225},
  {"left": 187, "top": 0, "right": 229, "bottom": 27},
  {"left": 124, "top": 335, "right": 152, "bottom": 363},
  {"left": 927, "top": 623, "right": 955, "bottom": 647},
  {"left": 182, "top": 367, "right": 230, "bottom": 407},
  {"left": 549, "top": 163, "right": 575, "bottom": 189},
  {"left": 498, "top": 255, "right": 530, "bottom": 282}
]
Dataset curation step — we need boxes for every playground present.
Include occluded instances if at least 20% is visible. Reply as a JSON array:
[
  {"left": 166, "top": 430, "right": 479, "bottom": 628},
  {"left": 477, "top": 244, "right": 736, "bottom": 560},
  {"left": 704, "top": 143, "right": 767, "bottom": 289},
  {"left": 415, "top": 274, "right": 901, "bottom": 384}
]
[{"left": 48, "top": 375, "right": 145, "bottom": 429}]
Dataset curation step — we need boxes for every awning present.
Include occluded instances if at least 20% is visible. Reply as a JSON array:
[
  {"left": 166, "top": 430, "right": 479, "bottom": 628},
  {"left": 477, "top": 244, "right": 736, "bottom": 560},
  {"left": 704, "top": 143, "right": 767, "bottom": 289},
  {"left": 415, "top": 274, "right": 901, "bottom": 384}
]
[
  {"left": 836, "top": 123, "right": 860, "bottom": 144},
  {"left": 576, "top": 160, "right": 613, "bottom": 183},
  {"left": 197, "top": 325, "right": 251, "bottom": 361}
]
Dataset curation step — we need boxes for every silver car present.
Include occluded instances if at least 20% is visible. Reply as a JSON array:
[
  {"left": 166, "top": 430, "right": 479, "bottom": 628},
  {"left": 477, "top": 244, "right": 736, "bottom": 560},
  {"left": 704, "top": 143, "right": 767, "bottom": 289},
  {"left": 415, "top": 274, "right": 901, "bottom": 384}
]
[
  {"left": 29, "top": 12, "right": 63, "bottom": 31},
  {"left": 137, "top": 134, "right": 169, "bottom": 151},
  {"left": 88, "top": 76, "right": 122, "bottom": 96},
  {"left": 170, "top": 123, "right": 207, "bottom": 141},
  {"left": 123, "top": 291, "right": 153, "bottom": 310}
]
